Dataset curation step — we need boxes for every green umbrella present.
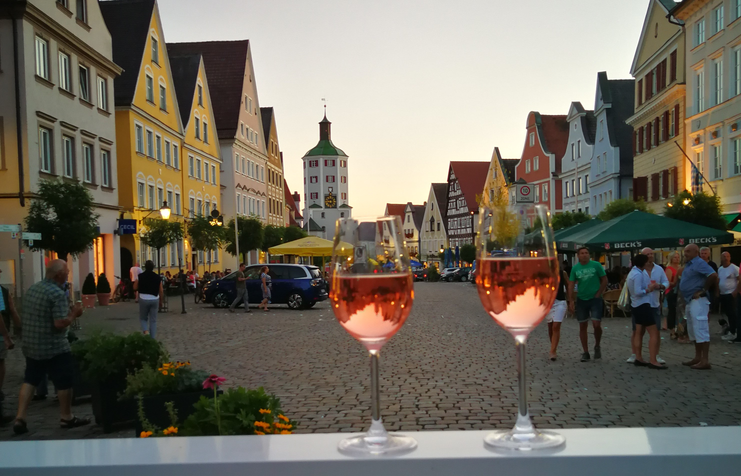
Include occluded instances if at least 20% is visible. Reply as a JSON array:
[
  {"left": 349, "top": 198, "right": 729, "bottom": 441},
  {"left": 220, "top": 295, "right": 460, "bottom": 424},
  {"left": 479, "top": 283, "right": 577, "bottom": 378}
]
[
  {"left": 554, "top": 218, "right": 602, "bottom": 243},
  {"left": 558, "top": 211, "right": 734, "bottom": 252}
]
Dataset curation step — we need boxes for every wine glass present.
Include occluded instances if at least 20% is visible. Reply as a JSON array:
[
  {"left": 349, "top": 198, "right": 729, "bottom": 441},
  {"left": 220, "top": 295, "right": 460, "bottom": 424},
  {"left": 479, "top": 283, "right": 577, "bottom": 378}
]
[
  {"left": 475, "top": 202, "right": 565, "bottom": 450},
  {"left": 329, "top": 216, "right": 417, "bottom": 456}
]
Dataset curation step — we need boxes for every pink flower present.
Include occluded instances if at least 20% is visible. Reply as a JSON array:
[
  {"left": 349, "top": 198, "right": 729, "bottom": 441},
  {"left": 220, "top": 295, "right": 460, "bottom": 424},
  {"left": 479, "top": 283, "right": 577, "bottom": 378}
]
[{"left": 203, "top": 374, "right": 226, "bottom": 390}]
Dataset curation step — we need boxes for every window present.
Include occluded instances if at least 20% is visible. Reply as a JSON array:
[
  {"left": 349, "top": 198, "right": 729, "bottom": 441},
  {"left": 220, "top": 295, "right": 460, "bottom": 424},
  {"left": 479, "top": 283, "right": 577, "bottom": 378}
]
[
  {"left": 525, "top": 159, "right": 531, "bottom": 173},
  {"left": 534, "top": 185, "right": 539, "bottom": 203},
  {"left": 155, "top": 134, "right": 162, "bottom": 162},
  {"left": 39, "top": 126, "right": 52, "bottom": 173},
  {"left": 159, "top": 84, "right": 167, "bottom": 111},
  {"left": 241, "top": 157, "right": 245, "bottom": 174},
  {"left": 695, "top": 18, "right": 705, "bottom": 46},
  {"left": 735, "top": 0, "right": 741, "bottom": 20},
  {"left": 529, "top": 132, "right": 535, "bottom": 147},
  {"left": 577, "top": 140, "right": 582, "bottom": 158},
  {"left": 165, "top": 139, "right": 171, "bottom": 165},
  {"left": 542, "top": 183, "right": 548, "bottom": 201},
  {"left": 197, "top": 84, "right": 203, "bottom": 106},
  {"left": 189, "top": 156, "right": 194, "bottom": 176},
  {"left": 83, "top": 144, "right": 93, "bottom": 183},
  {"left": 733, "top": 47, "right": 741, "bottom": 97},
  {"left": 309, "top": 160, "right": 318, "bottom": 167},
  {"left": 324, "top": 159, "right": 336, "bottom": 166},
  {"left": 669, "top": 108, "right": 676, "bottom": 137},
  {"left": 174, "top": 192, "right": 181, "bottom": 215},
  {"left": 237, "top": 193, "right": 241, "bottom": 214},
  {"left": 599, "top": 120, "right": 604, "bottom": 140},
  {"left": 310, "top": 176, "right": 318, "bottom": 183},
  {"left": 341, "top": 176, "right": 347, "bottom": 183},
  {"left": 157, "top": 187, "right": 164, "bottom": 208},
  {"left": 35, "top": 36, "right": 50, "bottom": 80},
  {"left": 173, "top": 144, "right": 179, "bottom": 169},
  {"left": 58, "top": 0, "right": 68, "bottom": 8},
  {"left": 196, "top": 158, "right": 202, "bottom": 179},
  {"left": 733, "top": 138, "right": 741, "bottom": 175},
  {"left": 533, "top": 156, "right": 539, "bottom": 171},
  {"left": 76, "top": 0, "right": 87, "bottom": 23},
  {"left": 101, "top": 150, "right": 110, "bottom": 187},
  {"left": 189, "top": 198, "right": 195, "bottom": 218},
  {"left": 135, "top": 124, "right": 144, "bottom": 153},
  {"left": 59, "top": 53, "right": 71, "bottom": 91},
  {"left": 62, "top": 136, "right": 74, "bottom": 178},
  {"left": 195, "top": 117, "right": 200, "bottom": 139},
  {"left": 310, "top": 192, "right": 318, "bottom": 199},
  {"left": 197, "top": 199, "right": 203, "bottom": 216},
  {"left": 167, "top": 190, "right": 173, "bottom": 210},
  {"left": 713, "top": 5, "right": 724, "bottom": 35},
  {"left": 571, "top": 179, "right": 575, "bottom": 196},
  {"left": 565, "top": 181, "right": 570, "bottom": 198},
  {"left": 138, "top": 182, "right": 145, "bottom": 207},
  {"left": 79, "top": 65, "right": 91, "bottom": 101},
  {"left": 341, "top": 160, "right": 346, "bottom": 167},
  {"left": 583, "top": 175, "right": 589, "bottom": 192},
  {"left": 151, "top": 36, "right": 159, "bottom": 64},
  {"left": 145, "top": 74, "right": 154, "bottom": 102},
  {"left": 146, "top": 129, "right": 154, "bottom": 157},
  {"left": 203, "top": 121, "right": 208, "bottom": 143},
  {"left": 712, "top": 59, "right": 723, "bottom": 106},
  {"left": 97, "top": 76, "right": 108, "bottom": 110},
  {"left": 204, "top": 161, "right": 210, "bottom": 183},
  {"left": 170, "top": 244, "right": 176, "bottom": 266},
  {"left": 571, "top": 143, "right": 575, "bottom": 160},
  {"left": 712, "top": 144, "right": 722, "bottom": 179},
  {"left": 696, "top": 69, "right": 705, "bottom": 113},
  {"left": 577, "top": 177, "right": 582, "bottom": 195},
  {"left": 211, "top": 164, "right": 216, "bottom": 185},
  {"left": 326, "top": 175, "right": 335, "bottom": 183}
]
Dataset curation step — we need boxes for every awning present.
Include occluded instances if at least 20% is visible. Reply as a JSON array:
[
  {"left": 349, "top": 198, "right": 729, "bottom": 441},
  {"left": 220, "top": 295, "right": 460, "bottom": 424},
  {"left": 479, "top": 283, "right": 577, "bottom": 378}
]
[
  {"left": 554, "top": 218, "right": 602, "bottom": 244},
  {"left": 268, "top": 236, "right": 353, "bottom": 257},
  {"left": 724, "top": 213, "right": 741, "bottom": 230},
  {"left": 557, "top": 211, "right": 734, "bottom": 252}
]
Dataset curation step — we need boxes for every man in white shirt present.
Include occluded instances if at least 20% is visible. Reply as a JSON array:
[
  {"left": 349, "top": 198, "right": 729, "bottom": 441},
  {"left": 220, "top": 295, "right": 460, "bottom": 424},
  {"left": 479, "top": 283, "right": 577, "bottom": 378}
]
[
  {"left": 718, "top": 252, "right": 740, "bottom": 341},
  {"left": 130, "top": 262, "right": 143, "bottom": 303},
  {"left": 627, "top": 248, "right": 669, "bottom": 364}
]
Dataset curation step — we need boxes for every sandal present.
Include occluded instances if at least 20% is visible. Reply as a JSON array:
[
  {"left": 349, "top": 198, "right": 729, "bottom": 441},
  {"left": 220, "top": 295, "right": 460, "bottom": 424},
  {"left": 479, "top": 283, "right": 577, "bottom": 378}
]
[
  {"left": 13, "top": 419, "right": 28, "bottom": 435},
  {"left": 60, "top": 416, "right": 91, "bottom": 429}
]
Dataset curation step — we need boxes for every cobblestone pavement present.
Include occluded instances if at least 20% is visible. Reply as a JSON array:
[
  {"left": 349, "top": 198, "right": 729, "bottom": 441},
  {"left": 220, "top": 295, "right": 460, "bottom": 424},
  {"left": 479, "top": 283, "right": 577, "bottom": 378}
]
[{"left": 1, "top": 282, "right": 740, "bottom": 440}]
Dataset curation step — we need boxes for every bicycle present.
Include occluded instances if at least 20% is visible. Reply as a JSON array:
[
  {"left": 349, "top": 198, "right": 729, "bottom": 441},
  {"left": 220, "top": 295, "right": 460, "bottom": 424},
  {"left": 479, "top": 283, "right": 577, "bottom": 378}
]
[{"left": 112, "top": 276, "right": 131, "bottom": 303}]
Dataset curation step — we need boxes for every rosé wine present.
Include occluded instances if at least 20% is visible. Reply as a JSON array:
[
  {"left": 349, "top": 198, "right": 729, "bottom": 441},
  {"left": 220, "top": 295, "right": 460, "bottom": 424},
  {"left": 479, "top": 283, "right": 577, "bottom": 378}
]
[{"left": 330, "top": 274, "right": 413, "bottom": 352}]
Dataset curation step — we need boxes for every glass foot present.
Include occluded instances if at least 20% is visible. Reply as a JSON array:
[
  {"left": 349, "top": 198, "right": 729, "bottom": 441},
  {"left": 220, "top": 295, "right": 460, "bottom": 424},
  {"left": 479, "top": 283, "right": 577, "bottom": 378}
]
[
  {"left": 338, "top": 419, "right": 417, "bottom": 456},
  {"left": 484, "top": 428, "right": 565, "bottom": 451}
]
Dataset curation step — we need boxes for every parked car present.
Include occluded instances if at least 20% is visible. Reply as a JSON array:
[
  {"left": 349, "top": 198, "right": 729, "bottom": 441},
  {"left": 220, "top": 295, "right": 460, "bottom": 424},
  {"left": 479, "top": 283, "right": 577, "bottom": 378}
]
[
  {"left": 450, "top": 267, "right": 471, "bottom": 282},
  {"left": 203, "top": 264, "right": 328, "bottom": 310},
  {"left": 440, "top": 268, "right": 459, "bottom": 282},
  {"left": 412, "top": 268, "right": 428, "bottom": 282}
]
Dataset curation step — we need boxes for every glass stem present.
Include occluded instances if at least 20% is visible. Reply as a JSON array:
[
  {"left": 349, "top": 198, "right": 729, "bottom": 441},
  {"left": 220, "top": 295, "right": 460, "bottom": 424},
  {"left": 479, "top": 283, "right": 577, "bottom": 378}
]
[
  {"left": 514, "top": 336, "right": 534, "bottom": 433},
  {"left": 370, "top": 351, "right": 381, "bottom": 421}
]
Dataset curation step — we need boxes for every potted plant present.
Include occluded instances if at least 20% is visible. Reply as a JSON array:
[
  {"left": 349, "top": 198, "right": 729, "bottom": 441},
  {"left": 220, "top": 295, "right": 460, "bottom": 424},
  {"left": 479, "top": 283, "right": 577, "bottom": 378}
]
[
  {"left": 96, "top": 273, "right": 112, "bottom": 306},
  {"left": 81, "top": 273, "right": 97, "bottom": 308},
  {"left": 121, "top": 361, "right": 213, "bottom": 436},
  {"left": 72, "top": 332, "right": 168, "bottom": 433}
]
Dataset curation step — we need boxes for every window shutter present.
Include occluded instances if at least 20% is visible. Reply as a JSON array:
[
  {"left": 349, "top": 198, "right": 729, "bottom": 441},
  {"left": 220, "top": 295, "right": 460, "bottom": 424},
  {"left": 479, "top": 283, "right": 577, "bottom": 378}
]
[
  {"left": 651, "top": 173, "right": 660, "bottom": 201},
  {"left": 646, "top": 122, "right": 652, "bottom": 151},
  {"left": 671, "top": 166, "right": 679, "bottom": 196},
  {"left": 646, "top": 71, "right": 653, "bottom": 99},
  {"left": 654, "top": 117, "right": 660, "bottom": 145},
  {"left": 674, "top": 104, "right": 680, "bottom": 136},
  {"left": 639, "top": 127, "right": 644, "bottom": 153},
  {"left": 670, "top": 51, "right": 677, "bottom": 83},
  {"left": 633, "top": 131, "right": 637, "bottom": 154},
  {"left": 634, "top": 176, "right": 648, "bottom": 201},
  {"left": 662, "top": 170, "right": 669, "bottom": 199},
  {"left": 661, "top": 59, "right": 668, "bottom": 90},
  {"left": 638, "top": 79, "right": 643, "bottom": 105},
  {"left": 663, "top": 111, "right": 669, "bottom": 142}
]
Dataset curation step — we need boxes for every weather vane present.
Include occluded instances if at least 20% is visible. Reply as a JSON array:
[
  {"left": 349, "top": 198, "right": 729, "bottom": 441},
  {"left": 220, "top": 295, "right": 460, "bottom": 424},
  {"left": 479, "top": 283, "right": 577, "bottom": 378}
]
[{"left": 321, "top": 97, "right": 326, "bottom": 115}]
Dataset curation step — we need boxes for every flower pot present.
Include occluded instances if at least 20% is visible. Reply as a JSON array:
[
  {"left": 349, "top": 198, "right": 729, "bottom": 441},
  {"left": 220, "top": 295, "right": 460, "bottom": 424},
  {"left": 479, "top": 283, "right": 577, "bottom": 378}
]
[
  {"left": 97, "top": 293, "right": 111, "bottom": 306},
  {"left": 133, "top": 390, "right": 216, "bottom": 436},
  {"left": 91, "top": 373, "right": 136, "bottom": 433},
  {"left": 81, "top": 294, "right": 96, "bottom": 308}
]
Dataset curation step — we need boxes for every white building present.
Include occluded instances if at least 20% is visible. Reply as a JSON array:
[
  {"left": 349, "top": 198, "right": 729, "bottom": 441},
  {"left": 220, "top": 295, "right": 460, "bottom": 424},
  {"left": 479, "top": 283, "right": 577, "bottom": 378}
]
[
  {"left": 0, "top": 0, "right": 122, "bottom": 296},
  {"left": 559, "top": 103, "right": 596, "bottom": 214},
  {"left": 302, "top": 113, "right": 351, "bottom": 238},
  {"left": 589, "top": 72, "right": 636, "bottom": 215},
  {"left": 419, "top": 183, "right": 449, "bottom": 265}
]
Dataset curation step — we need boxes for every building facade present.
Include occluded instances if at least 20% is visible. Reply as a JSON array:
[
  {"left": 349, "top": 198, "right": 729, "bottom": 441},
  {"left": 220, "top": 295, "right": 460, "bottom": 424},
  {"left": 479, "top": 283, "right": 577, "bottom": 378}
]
[
  {"left": 589, "top": 72, "right": 636, "bottom": 215},
  {"left": 0, "top": 0, "right": 123, "bottom": 295},
  {"left": 261, "top": 107, "right": 286, "bottom": 227},
  {"left": 419, "top": 183, "right": 449, "bottom": 265},
  {"left": 302, "top": 113, "right": 351, "bottom": 239},
  {"left": 559, "top": 102, "right": 596, "bottom": 214},
  {"left": 446, "top": 162, "right": 490, "bottom": 248},
  {"left": 674, "top": 0, "right": 741, "bottom": 214},
  {"left": 401, "top": 202, "right": 425, "bottom": 259},
  {"left": 627, "top": 0, "right": 687, "bottom": 212}
]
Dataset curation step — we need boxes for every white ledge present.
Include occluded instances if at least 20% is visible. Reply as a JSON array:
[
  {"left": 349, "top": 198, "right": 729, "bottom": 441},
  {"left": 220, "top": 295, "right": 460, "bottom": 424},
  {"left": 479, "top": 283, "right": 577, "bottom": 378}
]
[{"left": 1, "top": 427, "right": 740, "bottom": 475}]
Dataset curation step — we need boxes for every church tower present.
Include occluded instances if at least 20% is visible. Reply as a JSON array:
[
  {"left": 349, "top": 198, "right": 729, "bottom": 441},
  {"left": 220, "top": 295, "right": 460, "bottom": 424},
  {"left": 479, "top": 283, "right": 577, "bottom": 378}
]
[{"left": 301, "top": 112, "right": 351, "bottom": 238}]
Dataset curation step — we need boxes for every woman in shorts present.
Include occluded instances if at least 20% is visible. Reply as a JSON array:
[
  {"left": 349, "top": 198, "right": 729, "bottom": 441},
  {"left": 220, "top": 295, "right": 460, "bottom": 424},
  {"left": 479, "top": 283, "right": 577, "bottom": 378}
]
[
  {"left": 259, "top": 266, "right": 272, "bottom": 312},
  {"left": 627, "top": 254, "right": 665, "bottom": 369},
  {"left": 547, "top": 265, "right": 570, "bottom": 361}
]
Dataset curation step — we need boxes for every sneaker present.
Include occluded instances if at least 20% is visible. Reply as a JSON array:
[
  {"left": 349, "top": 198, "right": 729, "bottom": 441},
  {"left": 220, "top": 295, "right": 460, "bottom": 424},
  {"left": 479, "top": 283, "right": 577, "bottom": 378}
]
[
  {"left": 719, "top": 325, "right": 730, "bottom": 336},
  {"left": 594, "top": 346, "right": 601, "bottom": 360},
  {"left": 626, "top": 354, "right": 636, "bottom": 363},
  {"left": 656, "top": 355, "right": 666, "bottom": 364},
  {"left": 721, "top": 333, "right": 737, "bottom": 341},
  {"left": 581, "top": 352, "right": 591, "bottom": 362}
]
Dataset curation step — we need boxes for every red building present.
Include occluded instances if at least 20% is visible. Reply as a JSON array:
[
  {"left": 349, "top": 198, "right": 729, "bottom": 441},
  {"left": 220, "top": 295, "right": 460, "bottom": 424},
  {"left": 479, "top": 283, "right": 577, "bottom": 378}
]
[
  {"left": 446, "top": 161, "right": 490, "bottom": 248},
  {"left": 515, "top": 112, "right": 569, "bottom": 217}
]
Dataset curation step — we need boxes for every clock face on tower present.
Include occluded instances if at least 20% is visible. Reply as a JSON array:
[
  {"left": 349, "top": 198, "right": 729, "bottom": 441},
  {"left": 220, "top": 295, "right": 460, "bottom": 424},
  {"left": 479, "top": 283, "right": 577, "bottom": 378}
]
[{"left": 324, "top": 191, "right": 337, "bottom": 208}]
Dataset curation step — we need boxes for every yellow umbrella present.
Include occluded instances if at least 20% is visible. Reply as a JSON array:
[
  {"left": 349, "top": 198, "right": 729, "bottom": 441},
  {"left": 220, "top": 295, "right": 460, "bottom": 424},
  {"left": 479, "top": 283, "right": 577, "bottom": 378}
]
[{"left": 268, "top": 236, "right": 353, "bottom": 257}]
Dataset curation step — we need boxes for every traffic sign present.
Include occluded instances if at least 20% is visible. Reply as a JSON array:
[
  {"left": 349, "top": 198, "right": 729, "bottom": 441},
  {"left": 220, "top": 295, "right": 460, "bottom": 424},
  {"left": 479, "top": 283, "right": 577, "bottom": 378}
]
[
  {"left": 0, "top": 224, "right": 20, "bottom": 233},
  {"left": 23, "top": 232, "right": 42, "bottom": 240},
  {"left": 516, "top": 183, "right": 534, "bottom": 203}
]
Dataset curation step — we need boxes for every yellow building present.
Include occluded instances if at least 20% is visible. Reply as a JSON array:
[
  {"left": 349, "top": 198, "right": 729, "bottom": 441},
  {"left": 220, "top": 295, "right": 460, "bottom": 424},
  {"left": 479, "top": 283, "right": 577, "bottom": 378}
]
[{"left": 261, "top": 107, "right": 287, "bottom": 227}]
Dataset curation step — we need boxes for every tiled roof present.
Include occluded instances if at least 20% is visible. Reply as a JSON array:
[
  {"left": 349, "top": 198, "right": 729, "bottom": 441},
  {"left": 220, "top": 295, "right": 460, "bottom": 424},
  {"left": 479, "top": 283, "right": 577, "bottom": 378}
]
[
  {"left": 450, "top": 162, "right": 490, "bottom": 213},
  {"left": 582, "top": 110, "right": 597, "bottom": 145},
  {"left": 604, "top": 77, "right": 636, "bottom": 175},
  {"left": 304, "top": 218, "right": 324, "bottom": 232},
  {"left": 166, "top": 40, "right": 250, "bottom": 140},
  {"left": 168, "top": 54, "right": 201, "bottom": 127},
  {"left": 385, "top": 203, "right": 406, "bottom": 220},
  {"left": 538, "top": 114, "right": 569, "bottom": 159},
  {"left": 260, "top": 107, "right": 273, "bottom": 146},
  {"left": 411, "top": 204, "right": 426, "bottom": 231},
  {"left": 500, "top": 159, "right": 519, "bottom": 184},
  {"left": 284, "top": 179, "right": 301, "bottom": 220},
  {"left": 99, "top": 0, "right": 155, "bottom": 107},
  {"left": 431, "top": 183, "right": 448, "bottom": 230}
]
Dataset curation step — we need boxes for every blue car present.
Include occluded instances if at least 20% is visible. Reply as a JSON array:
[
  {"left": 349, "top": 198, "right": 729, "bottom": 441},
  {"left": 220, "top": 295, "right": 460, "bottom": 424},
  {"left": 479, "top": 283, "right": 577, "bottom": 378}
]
[{"left": 203, "top": 264, "right": 328, "bottom": 310}]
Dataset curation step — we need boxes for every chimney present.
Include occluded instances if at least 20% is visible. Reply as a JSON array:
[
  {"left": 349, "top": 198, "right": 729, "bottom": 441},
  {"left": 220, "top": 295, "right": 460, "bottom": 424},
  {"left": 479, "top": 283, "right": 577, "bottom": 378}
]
[{"left": 293, "top": 191, "right": 300, "bottom": 205}]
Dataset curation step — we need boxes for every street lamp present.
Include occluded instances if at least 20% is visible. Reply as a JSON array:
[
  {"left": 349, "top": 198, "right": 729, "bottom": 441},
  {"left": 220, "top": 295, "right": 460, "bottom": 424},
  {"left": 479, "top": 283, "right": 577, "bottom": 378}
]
[
  {"left": 160, "top": 201, "right": 171, "bottom": 220},
  {"left": 209, "top": 209, "right": 223, "bottom": 227}
]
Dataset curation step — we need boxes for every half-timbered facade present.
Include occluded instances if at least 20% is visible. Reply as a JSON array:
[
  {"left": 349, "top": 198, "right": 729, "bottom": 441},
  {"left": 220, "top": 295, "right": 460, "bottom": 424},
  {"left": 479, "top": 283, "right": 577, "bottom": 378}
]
[{"left": 446, "top": 162, "right": 489, "bottom": 248}]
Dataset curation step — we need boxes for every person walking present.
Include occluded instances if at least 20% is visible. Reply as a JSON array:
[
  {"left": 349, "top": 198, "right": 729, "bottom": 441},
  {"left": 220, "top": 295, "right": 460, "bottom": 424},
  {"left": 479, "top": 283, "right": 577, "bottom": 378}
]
[
  {"left": 134, "top": 261, "right": 163, "bottom": 339},
  {"left": 568, "top": 247, "right": 608, "bottom": 362},
  {"left": 229, "top": 263, "right": 251, "bottom": 313},
  {"left": 680, "top": 244, "right": 718, "bottom": 370},
  {"left": 626, "top": 253, "right": 665, "bottom": 369},
  {"left": 259, "top": 266, "right": 272, "bottom": 312},
  {"left": 547, "top": 265, "right": 570, "bottom": 361},
  {"left": 130, "top": 262, "right": 143, "bottom": 302},
  {"left": 0, "top": 269, "right": 22, "bottom": 422},
  {"left": 665, "top": 252, "right": 682, "bottom": 339},
  {"left": 627, "top": 248, "right": 669, "bottom": 364},
  {"left": 718, "top": 252, "right": 740, "bottom": 342},
  {"left": 12, "top": 260, "right": 90, "bottom": 434}
]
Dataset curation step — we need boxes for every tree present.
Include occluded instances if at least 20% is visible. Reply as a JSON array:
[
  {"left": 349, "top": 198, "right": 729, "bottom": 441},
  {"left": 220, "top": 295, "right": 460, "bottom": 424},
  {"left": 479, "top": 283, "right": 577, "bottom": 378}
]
[
  {"left": 597, "top": 198, "right": 651, "bottom": 221},
  {"left": 283, "top": 225, "right": 307, "bottom": 243},
  {"left": 663, "top": 191, "right": 726, "bottom": 230},
  {"left": 551, "top": 211, "right": 591, "bottom": 231},
  {"left": 139, "top": 218, "right": 184, "bottom": 275},
  {"left": 262, "top": 225, "right": 285, "bottom": 252},
  {"left": 187, "top": 216, "right": 227, "bottom": 273},
  {"left": 224, "top": 217, "right": 263, "bottom": 263},
  {"left": 25, "top": 179, "right": 100, "bottom": 261},
  {"left": 460, "top": 243, "right": 476, "bottom": 265}
]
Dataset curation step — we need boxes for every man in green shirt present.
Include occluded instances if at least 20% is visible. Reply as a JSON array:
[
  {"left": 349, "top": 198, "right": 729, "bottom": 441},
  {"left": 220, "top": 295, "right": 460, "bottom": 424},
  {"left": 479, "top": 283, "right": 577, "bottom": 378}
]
[{"left": 568, "top": 247, "right": 607, "bottom": 362}]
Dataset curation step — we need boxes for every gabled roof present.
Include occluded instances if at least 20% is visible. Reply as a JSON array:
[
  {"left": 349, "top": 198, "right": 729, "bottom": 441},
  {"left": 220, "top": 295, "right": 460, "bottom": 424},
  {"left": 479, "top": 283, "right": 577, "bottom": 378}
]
[
  {"left": 449, "top": 162, "right": 490, "bottom": 213},
  {"left": 284, "top": 178, "right": 301, "bottom": 220},
  {"left": 99, "top": 0, "right": 156, "bottom": 107},
  {"left": 404, "top": 203, "right": 426, "bottom": 231},
  {"left": 260, "top": 107, "right": 273, "bottom": 146},
  {"left": 601, "top": 75, "right": 636, "bottom": 175},
  {"left": 385, "top": 203, "right": 406, "bottom": 220},
  {"left": 431, "top": 183, "right": 448, "bottom": 223},
  {"left": 304, "top": 218, "right": 324, "bottom": 232},
  {"left": 166, "top": 40, "right": 250, "bottom": 140},
  {"left": 168, "top": 54, "right": 201, "bottom": 126},
  {"left": 501, "top": 159, "right": 518, "bottom": 184},
  {"left": 583, "top": 111, "right": 597, "bottom": 144},
  {"left": 534, "top": 113, "right": 569, "bottom": 158},
  {"left": 630, "top": 0, "right": 684, "bottom": 74}
]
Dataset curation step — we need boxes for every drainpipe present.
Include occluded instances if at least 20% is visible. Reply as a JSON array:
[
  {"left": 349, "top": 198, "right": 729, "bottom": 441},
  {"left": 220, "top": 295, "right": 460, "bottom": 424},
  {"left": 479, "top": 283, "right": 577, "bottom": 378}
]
[{"left": 12, "top": 6, "right": 25, "bottom": 207}]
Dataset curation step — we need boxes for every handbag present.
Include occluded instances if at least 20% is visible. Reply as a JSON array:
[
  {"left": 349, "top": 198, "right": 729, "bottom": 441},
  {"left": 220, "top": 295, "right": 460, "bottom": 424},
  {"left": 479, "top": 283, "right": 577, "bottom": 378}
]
[{"left": 617, "top": 284, "right": 631, "bottom": 312}]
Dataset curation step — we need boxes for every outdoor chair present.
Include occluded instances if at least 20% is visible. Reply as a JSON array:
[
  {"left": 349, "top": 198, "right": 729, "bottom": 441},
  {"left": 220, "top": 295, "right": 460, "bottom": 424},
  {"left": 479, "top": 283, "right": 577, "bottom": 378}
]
[{"left": 602, "top": 288, "right": 626, "bottom": 318}]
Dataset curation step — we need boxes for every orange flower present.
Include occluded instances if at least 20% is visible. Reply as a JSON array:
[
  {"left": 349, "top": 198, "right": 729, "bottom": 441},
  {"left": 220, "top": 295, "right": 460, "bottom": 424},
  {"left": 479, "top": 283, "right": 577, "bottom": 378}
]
[
  {"left": 254, "top": 421, "right": 271, "bottom": 429},
  {"left": 280, "top": 430, "right": 292, "bottom": 434},
  {"left": 140, "top": 431, "right": 153, "bottom": 438},
  {"left": 278, "top": 414, "right": 289, "bottom": 422},
  {"left": 254, "top": 430, "right": 265, "bottom": 435},
  {"left": 259, "top": 409, "right": 271, "bottom": 414},
  {"left": 163, "top": 426, "right": 178, "bottom": 436},
  {"left": 161, "top": 370, "right": 168, "bottom": 375}
]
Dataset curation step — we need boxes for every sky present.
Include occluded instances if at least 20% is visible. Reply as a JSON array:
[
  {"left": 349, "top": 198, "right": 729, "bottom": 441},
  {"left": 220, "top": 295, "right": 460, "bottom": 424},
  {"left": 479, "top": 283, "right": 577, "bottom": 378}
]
[{"left": 158, "top": 0, "right": 655, "bottom": 217}]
